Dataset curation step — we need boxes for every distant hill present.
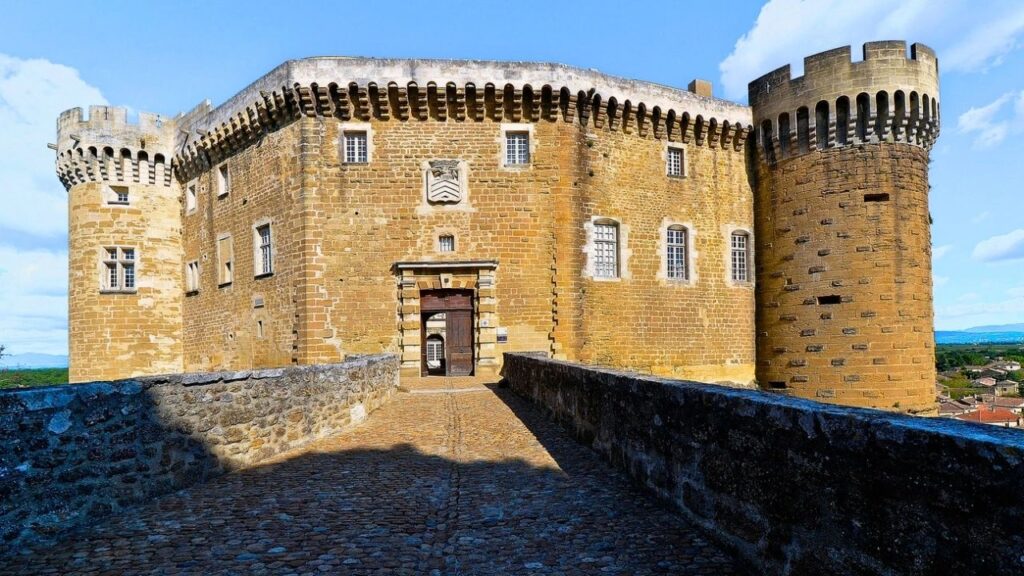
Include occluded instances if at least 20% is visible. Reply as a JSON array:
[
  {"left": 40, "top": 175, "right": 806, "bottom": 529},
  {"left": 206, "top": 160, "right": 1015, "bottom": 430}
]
[
  {"left": 0, "top": 353, "right": 69, "bottom": 369},
  {"left": 936, "top": 331, "right": 1024, "bottom": 345},
  {"left": 963, "top": 323, "right": 1024, "bottom": 333}
]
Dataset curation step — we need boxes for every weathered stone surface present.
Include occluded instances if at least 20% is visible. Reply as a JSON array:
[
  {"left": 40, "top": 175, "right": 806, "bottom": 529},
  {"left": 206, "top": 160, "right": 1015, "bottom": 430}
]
[
  {"left": 0, "top": 354, "right": 398, "bottom": 553},
  {"left": 503, "top": 353, "right": 1024, "bottom": 576}
]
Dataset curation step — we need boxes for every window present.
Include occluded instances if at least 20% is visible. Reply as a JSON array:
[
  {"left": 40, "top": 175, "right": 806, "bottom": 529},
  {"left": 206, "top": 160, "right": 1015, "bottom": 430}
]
[
  {"left": 344, "top": 131, "right": 368, "bottom": 163},
  {"left": 731, "top": 231, "right": 750, "bottom": 283},
  {"left": 217, "top": 164, "right": 230, "bottom": 197},
  {"left": 108, "top": 185, "right": 129, "bottom": 205},
  {"left": 186, "top": 183, "right": 197, "bottom": 213},
  {"left": 667, "top": 147, "right": 684, "bottom": 177},
  {"left": 667, "top": 226, "right": 689, "bottom": 280},
  {"left": 505, "top": 131, "right": 530, "bottom": 165},
  {"left": 438, "top": 235, "right": 455, "bottom": 253},
  {"left": 594, "top": 221, "right": 619, "bottom": 278},
  {"left": 256, "top": 320, "right": 265, "bottom": 339},
  {"left": 255, "top": 223, "right": 273, "bottom": 276},
  {"left": 426, "top": 336, "right": 444, "bottom": 365},
  {"left": 185, "top": 260, "right": 200, "bottom": 293},
  {"left": 217, "top": 235, "right": 234, "bottom": 286},
  {"left": 101, "top": 247, "right": 137, "bottom": 292}
]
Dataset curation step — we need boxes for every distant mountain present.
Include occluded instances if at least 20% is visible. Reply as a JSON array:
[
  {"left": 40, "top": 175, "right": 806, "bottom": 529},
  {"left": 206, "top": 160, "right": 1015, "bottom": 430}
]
[
  {"left": 936, "top": 331, "right": 1024, "bottom": 345},
  {"left": 963, "top": 323, "right": 1024, "bottom": 333},
  {"left": 0, "top": 353, "right": 69, "bottom": 369}
]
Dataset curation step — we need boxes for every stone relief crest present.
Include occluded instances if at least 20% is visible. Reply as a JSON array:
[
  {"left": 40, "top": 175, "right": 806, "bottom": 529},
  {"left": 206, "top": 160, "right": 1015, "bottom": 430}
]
[{"left": 426, "top": 160, "right": 462, "bottom": 204}]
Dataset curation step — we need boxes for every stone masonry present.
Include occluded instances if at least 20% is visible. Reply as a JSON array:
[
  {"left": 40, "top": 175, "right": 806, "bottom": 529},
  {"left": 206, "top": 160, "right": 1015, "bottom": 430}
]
[
  {"left": 56, "top": 41, "right": 941, "bottom": 412},
  {"left": 0, "top": 354, "right": 398, "bottom": 552}
]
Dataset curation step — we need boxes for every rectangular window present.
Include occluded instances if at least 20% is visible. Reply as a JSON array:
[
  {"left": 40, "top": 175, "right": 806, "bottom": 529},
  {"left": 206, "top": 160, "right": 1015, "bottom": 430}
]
[
  {"left": 101, "top": 247, "right": 137, "bottom": 292},
  {"left": 731, "top": 232, "right": 749, "bottom": 283},
  {"left": 667, "top": 227, "right": 688, "bottom": 280},
  {"left": 109, "top": 185, "right": 130, "bottom": 204},
  {"left": 438, "top": 235, "right": 455, "bottom": 253},
  {"left": 186, "top": 183, "right": 197, "bottom": 212},
  {"left": 594, "top": 222, "right": 619, "bottom": 278},
  {"left": 185, "top": 261, "right": 200, "bottom": 293},
  {"left": 667, "top": 147, "right": 684, "bottom": 177},
  {"left": 505, "top": 132, "right": 530, "bottom": 165},
  {"left": 255, "top": 224, "right": 273, "bottom": 276},
  {"left": 344, "top": 131, "right": 368, "bottom": 163},
  {"left": 217, "top": 164, "right": 230, "bottom": 197},
  {"left": 217, "top": 235, "right": 234, "bottom": 286}
]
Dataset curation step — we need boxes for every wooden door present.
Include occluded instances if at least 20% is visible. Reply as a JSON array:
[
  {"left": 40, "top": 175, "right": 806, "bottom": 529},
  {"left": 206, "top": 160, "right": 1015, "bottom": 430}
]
[{"left": 445, "top": 309, "right": 474, "bottom": 376}]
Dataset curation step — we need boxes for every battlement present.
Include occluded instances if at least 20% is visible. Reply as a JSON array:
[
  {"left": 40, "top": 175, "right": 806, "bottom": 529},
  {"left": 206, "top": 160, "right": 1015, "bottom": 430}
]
[
  {"left": 749, "top": 41, "right": 940, "bottom": 164},
  {"left": 56, "top": 106, "right": 178, "bottom": 190}
]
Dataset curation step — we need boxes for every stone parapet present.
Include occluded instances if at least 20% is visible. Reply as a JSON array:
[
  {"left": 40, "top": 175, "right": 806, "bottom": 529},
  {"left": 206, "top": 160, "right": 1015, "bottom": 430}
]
[
  {"left": 0, "top": 355, "right": 399, "bottom": 553},
  {"left": 503, "top": 353, "right": 1024, "bottom": 576}
]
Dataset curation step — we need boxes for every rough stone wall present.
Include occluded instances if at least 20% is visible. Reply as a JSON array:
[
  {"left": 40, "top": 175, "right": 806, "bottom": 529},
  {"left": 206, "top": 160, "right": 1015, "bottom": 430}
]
[
  {"left": 180, "top": 125, "right": 303, "bottom": 371},
  {"left": 502, "top": 353, "right": 1024, "bottom": 576},
  {"left": 755, "top": 145, "right": 935, "bottom": 411},
  {"left": 0, "top": 354, "right": 398, "bottom": 553}
]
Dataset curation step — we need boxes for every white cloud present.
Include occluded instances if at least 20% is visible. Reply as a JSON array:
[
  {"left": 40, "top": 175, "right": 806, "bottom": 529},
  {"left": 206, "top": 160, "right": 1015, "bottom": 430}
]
[
  {"left": 932, "top": 244, "right": 953, "bottom": 260},
  {"left": 0, "top": 245, "right": 68, "bottom": 355},
  {"left": 972, "top": 229, "right": 1024, "bottom": 262},
  {"left": 0, "top": 54, "right": 106, "bottom": 238},
  {"left": 956, "top": 91, "right": 1024, "bottom": 148},
  {"left": 0, "top": 54, "right": 106, "bottom": 354},
  {"left": 719, "top": 0, "right": 1024, "bottom": 101}
]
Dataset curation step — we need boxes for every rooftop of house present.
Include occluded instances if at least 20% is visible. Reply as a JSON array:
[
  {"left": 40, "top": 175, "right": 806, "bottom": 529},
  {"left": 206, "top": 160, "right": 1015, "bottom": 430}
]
[{"left": 955, "top": 408, "right": 1021, "bottom": 424}]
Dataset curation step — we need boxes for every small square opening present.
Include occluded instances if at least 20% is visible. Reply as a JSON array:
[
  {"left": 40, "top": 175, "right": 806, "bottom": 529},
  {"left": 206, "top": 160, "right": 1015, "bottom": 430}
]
[
  {"left": 864, "top": 193, "right": 890, "bottom": 203},
  {"left": 817, "top": 295, "right": 842, "bottom": 305}
]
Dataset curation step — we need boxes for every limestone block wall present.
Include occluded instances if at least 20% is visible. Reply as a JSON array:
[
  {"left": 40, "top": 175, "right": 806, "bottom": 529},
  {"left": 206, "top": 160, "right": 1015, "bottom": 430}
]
[
  {"left": 0, "top": 355, "right": 398, "bottom": 553},
  {"left": 58, "top": 106, "right": 183, "bottom": 382},
  {"left": 503, "top": 353, "right": 1024, "bottom": 576}
]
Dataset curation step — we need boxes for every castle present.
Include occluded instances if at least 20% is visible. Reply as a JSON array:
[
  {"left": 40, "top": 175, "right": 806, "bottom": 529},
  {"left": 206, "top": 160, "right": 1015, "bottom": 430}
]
[{"left": 54, "top": 41, "right": 940, "bottom": 413}]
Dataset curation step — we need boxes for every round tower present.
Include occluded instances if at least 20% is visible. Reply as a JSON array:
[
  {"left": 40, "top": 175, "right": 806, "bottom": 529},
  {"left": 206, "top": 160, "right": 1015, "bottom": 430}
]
[
  {"left": 56, "top": 106, "right": 183, "bottom": 382},
  {"left": 750, "top": 41, "right": 940, "bottom": 413}
]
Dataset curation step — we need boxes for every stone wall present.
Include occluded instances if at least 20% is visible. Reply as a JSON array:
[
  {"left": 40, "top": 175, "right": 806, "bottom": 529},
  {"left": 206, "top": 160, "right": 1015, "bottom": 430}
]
[
  {"left": 502, "top": 353, "right": 1024, "bottom": 576},
  {"left": 0, "top": 354, "right": 398, "bottom": 553}
]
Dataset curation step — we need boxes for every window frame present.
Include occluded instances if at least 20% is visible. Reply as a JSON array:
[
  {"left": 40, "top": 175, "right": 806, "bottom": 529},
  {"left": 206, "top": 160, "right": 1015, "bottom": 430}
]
[
  {"left": 185, "top": 260, "right": 201, "bottom": 294},
  {"left": 106, "top": 184, "right": 130, "bottom": 206},
  {"left": 592, "top": 220, "right": 620, "bottom": 279},
  {"left": 666, "top": 146, "right": 686, "bottom": 178},
  {"left": 100, "top": 246, "right": 138, "bottom": 293},
  {"left": 504, "top": 131, "right": 530, "bottom": 166},
  {"left": 500, "top": 123, "right": 534, "bottom": 169},
  {"left": 438, "top": 234, "right": 455, "bottom": 253},
  {"left": 185, "top": 181, "right": 198, "bottom": 214},
  {"left": 253, "top": 221, "right": 274, "bottom": 278},
  {"left": 665, "top": 225, "right": 690, "bottom": 281},
  {"left": 729, "top": 230, "right": 752, "bottom": 285},
  {"left": 217, "top": 163, "right": 230, "bottom": 198},
  {"left": 343, "top": 130, "right": 369, "bottom": 164}
]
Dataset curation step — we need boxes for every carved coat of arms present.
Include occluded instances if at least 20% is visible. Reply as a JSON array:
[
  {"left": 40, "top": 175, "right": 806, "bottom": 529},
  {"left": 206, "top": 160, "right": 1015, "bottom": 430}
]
[{"left": 426, "top": 160, "right": 462, "bottom": 204}]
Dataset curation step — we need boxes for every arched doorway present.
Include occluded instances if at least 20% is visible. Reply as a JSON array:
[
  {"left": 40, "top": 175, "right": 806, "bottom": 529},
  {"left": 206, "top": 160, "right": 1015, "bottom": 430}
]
[{"left": 420, "top": 289, "right": 474, "bottom": 376}]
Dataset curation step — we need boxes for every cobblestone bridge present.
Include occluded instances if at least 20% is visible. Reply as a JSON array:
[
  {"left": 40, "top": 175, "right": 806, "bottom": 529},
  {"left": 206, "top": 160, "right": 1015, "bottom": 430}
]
[{"left": 1, "top": 378, "right": 735, "bottom": 575}]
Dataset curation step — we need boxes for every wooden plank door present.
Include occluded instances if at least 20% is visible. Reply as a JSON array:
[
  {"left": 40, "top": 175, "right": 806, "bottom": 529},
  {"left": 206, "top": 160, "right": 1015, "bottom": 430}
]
[{"left": 445, "top": 309, "right": 474, "bottom": 376}]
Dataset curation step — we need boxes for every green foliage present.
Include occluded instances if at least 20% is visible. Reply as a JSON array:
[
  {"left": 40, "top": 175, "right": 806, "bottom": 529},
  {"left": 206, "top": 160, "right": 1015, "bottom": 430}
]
[{"left": 0, "top": 368, "right": 69, "bottom": 390}]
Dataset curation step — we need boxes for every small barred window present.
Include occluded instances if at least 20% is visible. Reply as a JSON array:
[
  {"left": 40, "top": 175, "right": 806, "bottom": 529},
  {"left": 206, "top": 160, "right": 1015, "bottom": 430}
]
[
  {"left": 594, "top": 222, "right": 619, "bottom": 279},
  {"left": 667, "top": 147, "right": 684, "bottom": 177},
  {"left": 505, "top": 132, "right": 530, "bottom": 165},
  {"left": 731, "top": 231, "right": 750, "bottom": 283},
  {"left": 438, "top": 235, "right": 455, "bottom": 253},
  {"left": 185, "top": 261, "right": 200, "bottom": 293},
  {"left": 667, "top": 226, "right": 688, "bottom": 280},
  {"left": 344, "top": 131, "right": 368, "bottom": 163}
]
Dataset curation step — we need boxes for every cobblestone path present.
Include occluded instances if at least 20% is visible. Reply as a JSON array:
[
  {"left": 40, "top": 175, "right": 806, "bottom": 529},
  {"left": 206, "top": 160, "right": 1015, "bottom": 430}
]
[{"left": 2, "top": 379, "right": 736, "bottom": 575}]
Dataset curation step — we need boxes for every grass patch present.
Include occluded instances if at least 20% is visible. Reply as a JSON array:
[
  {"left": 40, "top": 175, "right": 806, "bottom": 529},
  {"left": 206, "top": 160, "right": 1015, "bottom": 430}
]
[{"left": 0, "top": 368, "right": 69, "bottom": 390}]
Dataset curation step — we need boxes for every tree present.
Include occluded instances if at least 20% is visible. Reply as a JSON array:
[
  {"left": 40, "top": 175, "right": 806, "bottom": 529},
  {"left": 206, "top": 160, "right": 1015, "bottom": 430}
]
[{"left": 0, "top": 344, "right": 5, "bottom": 359}]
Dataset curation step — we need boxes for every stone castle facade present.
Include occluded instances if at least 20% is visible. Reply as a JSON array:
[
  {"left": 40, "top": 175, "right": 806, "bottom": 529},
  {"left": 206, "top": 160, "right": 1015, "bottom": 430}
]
[{"left": 55, "top": 41, "right": 940, "bottom": 413}]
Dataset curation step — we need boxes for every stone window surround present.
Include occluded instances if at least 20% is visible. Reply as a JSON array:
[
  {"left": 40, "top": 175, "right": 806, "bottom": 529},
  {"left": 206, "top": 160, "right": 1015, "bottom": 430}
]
[
  {"left": 665, "top": 144, "right": 688, "bottom": 178},
  {"left": 499, "top": 123, "right": 535, "bottom": 170},
  {"left": 185, "top": 259, "right": 200, "bottom": 294},
  {"left": 583, "top": 216, "right": 631, "bottom": 281},
  {"left": 252, "top": 218, "right": 274, "bottom": 278},
  {"left": 216, "top": 233, "right": 234, "bottom": 287},
  {"left": 185, "top": 180, "right": 199, "bottom": 215},
  {"left": 436, "top": 231, "right": 457, "bottom": 253},
  {"left": 105, "top": 184, "right": 130, "bottom": 206},
  {"left": 657, "top": 219, "right": 698, "bottom": 285},
  {"left": 216, "top": 163, "right": 230, "bottom": 198},
  {"left": 339, "top": 122, "right": 374, "bottom": 164},
  {"left": 725, "top": 225, "right": 754, "bottom": 288},
  {"left": 99, "top": 245, "right": 138, "bottom": 294}
]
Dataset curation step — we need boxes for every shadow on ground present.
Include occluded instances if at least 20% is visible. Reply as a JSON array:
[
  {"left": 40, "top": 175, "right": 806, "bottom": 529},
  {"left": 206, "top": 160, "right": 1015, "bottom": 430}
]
[{"left": 0, "top": 386, "right": 735, "bottom": 576}]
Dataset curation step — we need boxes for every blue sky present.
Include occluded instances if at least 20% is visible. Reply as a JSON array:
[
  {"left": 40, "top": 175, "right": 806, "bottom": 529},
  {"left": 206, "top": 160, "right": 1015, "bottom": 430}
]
[{"left": 2, "top": 0, "right": 1024, "bottom": 355}]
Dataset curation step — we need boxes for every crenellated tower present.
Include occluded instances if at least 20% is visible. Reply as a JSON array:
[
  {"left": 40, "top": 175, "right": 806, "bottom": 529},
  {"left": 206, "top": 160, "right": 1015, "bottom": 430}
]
[
  {"left": 750, "top": 41, "right": 940, "bottom": 413},
  {"left": 56, "top": 106, "right": 183, "bottom": 382}
]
